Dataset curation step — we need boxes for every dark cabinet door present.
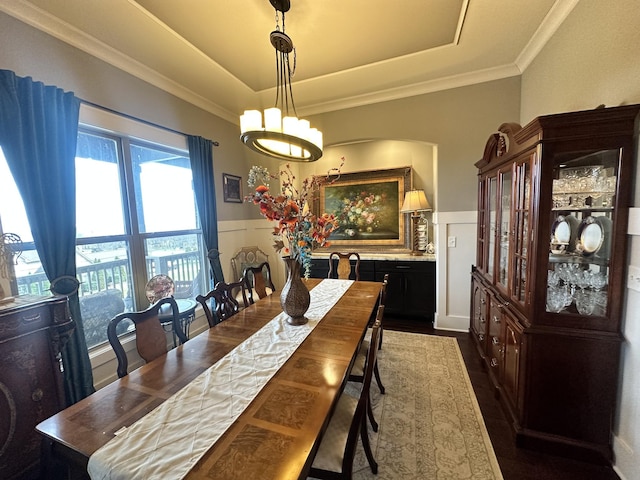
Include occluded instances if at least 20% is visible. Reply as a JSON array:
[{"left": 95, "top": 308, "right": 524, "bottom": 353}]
[
  {"left": 375, "top": 261, "right": 435, "bottom": 320},
  {"left": 359, "top": 260, "right": 375, "bottom": 281},
  {"left": 502, "top": 314, "right": 522, "bottom": 413},
  {"left": 470, "top": 275, "right": 488, "bottom": 357},
  {"left": 0, "top": 297, "right": 72, "bottom": 480},
  {"left": 378, "top": 269, "right": 404, "bottom": 313},
  {"left": 308, "top": 259, "right": 329, "bottom": 279}
]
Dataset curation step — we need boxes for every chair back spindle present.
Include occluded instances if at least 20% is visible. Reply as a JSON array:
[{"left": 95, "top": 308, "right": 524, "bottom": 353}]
[
  {"left": 196, "top": 280, "right": 247, "bottom": 327},
  {"left": 243, "top": 262, "right": 276, "bottom": 304},
  {"left": 328, "top": 252, "right": 361, "bottom": 281}
]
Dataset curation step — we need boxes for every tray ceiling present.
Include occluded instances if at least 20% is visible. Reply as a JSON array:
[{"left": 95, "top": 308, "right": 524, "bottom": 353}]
[{"left": 0, "top": 0, "right": 576, "bottom": 123}]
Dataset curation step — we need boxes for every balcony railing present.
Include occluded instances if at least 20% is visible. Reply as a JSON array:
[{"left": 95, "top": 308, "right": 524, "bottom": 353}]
[{"left": 16, "top": 251, "right": 205, "bottom": 348}]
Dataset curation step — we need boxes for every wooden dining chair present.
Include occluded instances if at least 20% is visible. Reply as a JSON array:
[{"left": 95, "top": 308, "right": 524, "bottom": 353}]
[
  {"left": 196, "top": 279, "right": 248, "bottom": 327},
  {"left": 309, "top": 315, "right": 382, "bottom": 479},
  {"left": 107, "top": 296, "right": 185, "bottom": 378},
  {"left": 230, "top": 246, "right": 269, "bottom": 282},
  {"left": 243, "top": 261, "right": 276, "bottom": 305},
  {"left": 377, "top": 273, "right": 389, "bottom": 350},
  {"left": 349, "top": 303, "right": 386, "bottom": 432},
  {"left": 328, "top": 252, "right": 360, "bottom": 280}
]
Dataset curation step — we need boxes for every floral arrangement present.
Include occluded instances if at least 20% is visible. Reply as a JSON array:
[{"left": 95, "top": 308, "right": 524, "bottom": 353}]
[
  {"left": 246, "top": 160, "right": 343, "bottom": 277},
  {"left": 338, "top": 191, "right": 386, "bottom": 234}
]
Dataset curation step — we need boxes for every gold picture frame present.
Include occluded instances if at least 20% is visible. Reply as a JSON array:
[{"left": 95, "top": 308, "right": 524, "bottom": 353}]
[{"left": 314, "top": 166, "right": 412, "bottom": 251}]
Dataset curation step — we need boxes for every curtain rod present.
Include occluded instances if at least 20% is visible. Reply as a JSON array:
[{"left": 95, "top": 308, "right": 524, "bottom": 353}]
[{"left": 79, "top": 99, "right": 220, "bottom": 146}]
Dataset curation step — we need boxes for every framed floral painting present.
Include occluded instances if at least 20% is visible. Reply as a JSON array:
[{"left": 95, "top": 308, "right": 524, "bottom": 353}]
[{"left": 315, "top": 166, "right": 412, "bottom": 250}]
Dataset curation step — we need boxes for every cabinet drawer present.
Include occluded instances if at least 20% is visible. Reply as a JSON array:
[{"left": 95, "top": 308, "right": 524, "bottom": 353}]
[
  {"left": 374, "top": 260, "right": 435, "bottom": 273},
  {"left": 0, "top": 304, "right": 51, "bottom": 341}
]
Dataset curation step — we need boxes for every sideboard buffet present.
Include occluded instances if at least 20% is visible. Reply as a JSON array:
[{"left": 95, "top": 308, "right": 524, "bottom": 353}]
[
  {"left": 309, "top": 254, "right": 436, "bottom": 322},
  {"left": 0, "top": 295, "right": 73, "bottom": 479},
  {"left": 471, "top": 104, "right": 640, "bottom": 464}
]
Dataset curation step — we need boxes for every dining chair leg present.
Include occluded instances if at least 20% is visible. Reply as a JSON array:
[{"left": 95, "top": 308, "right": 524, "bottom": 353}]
[
  {"left": 378, "top": 327, "right": 383, "bottom": 350},
  {"left": 367, "top": 399, "right": 379, "bottom": 432},
  {"left": 360, "top": 411, "right": 379, "bottom": 474},
  {"left": 373, "top": 361, "right": 385, "bottom": 394}
]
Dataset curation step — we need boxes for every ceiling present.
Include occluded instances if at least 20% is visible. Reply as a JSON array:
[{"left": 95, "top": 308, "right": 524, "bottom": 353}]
[{"left": 0, "top": 0, "right": 577, "bottom": 124}]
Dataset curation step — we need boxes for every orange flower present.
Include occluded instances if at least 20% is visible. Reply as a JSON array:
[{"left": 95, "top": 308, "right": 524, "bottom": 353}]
[{"left": 246, "top": 160, "right": 344, "bottom": 277}]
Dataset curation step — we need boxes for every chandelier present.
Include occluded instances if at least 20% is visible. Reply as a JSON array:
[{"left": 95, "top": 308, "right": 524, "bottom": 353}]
[{"left": 239, "top": 0, "right": 323, "bottom": 162}]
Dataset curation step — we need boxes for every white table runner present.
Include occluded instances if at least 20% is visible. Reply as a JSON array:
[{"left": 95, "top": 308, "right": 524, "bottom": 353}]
[{"left": 88, "top": 279, "right": 354, "bottom": 480}]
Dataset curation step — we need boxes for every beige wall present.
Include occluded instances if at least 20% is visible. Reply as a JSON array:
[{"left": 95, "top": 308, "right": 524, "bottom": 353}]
[
  {"left": 308, "top": 79, "right": 521, "bottom": 213},
  {"left": 521, "top": 1, "right": 640, "bottom": 479},
  {"left": 521, "top": 0, "right": 640, "bottom": 123}
]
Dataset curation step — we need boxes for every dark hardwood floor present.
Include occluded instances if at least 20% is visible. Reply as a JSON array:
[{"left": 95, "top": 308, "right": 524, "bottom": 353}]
[{"left": 384, "top": 317, "right": 621, "bottom": 480}]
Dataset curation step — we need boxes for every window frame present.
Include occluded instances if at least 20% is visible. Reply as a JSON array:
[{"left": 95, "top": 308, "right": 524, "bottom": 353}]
[{"left": 1, "top": 105, "right": 208, "bottom": 350}]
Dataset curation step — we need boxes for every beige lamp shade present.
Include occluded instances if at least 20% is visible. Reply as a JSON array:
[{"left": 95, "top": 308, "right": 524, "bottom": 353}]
[{"left": 401, "top": 190, "right": 431, "bottom": 213}]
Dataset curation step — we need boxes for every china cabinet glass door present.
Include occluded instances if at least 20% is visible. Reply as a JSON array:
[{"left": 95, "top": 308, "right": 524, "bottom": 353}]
[
  {"left": 487, "top": 177, "right": 497, "bottom": 282},
  {"left": 545, "top": 149, "right": 619, "bottom": 318},
  {"left": 497, "top": 169, "right": 512, "bottom": 291},
  {"left": 512, "top": 158, "right": 532, "bottom": 306},
  {"left": 476, "top": 179, "right": 487, "bottom": 272}
]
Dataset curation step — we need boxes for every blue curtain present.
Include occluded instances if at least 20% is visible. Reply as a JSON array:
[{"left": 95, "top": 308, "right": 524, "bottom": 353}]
[
  {"left": 187, "top": 135, "right": 224, "bottom": 286},
  {"left": 0, "top": 70, "right": 95, "bottom": 404}
]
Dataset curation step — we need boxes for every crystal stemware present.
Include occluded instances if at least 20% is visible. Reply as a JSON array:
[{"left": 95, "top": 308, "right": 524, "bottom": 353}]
[
  {"left": 546, "top": 287, "right": 566, "bottom": 313},
  {"left": 575, "top": 290, "right": 595, "bottom": 315},
  {"left": 590, "top": 272, "right": 608, "bottom": 291}
]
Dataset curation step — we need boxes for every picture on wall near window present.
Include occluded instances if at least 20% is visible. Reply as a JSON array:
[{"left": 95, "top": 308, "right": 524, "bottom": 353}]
[
  {"left": 223, "top": 173, "right": 242, "bottom": 203},
  {"left": 315, "top": 167, "right": 412, "bottom": 250}
]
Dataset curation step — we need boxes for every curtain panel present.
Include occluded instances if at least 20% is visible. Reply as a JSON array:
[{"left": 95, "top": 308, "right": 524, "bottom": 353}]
[
  {"left": 0, "top": 70, "right": 95, "bottom": 404},
  {"left": 188, "top": 135, "right": 224, "bottom": 286}
]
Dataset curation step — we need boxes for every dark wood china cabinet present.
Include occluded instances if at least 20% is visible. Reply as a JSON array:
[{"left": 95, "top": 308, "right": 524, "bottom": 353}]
[{"left": 471, "top": 104, "right": 640, "bottom": 464}]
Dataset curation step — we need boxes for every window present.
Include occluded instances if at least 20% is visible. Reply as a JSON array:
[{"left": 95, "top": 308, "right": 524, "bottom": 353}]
[
  {"left": 0, "top": 147, "right": 44, "bottom": 294},
  {"left": 0, "top": 120, "right": 208, "bottom": 349}
]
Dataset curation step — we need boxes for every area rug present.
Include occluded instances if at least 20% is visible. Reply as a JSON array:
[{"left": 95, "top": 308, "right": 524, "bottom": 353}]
[{"left": 312, "top": 331, "right": 504, "bottom": 480}]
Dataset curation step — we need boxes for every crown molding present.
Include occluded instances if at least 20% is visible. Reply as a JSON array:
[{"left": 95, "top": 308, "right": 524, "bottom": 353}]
[
  {"left": 0, "top": 0, "right": 239, "bottom": 124},
  {"left": 515, "top": 0, "right": 580, "bottom": 71},
  {"left": 299, "top": 64, "right": 523, "bottom": 117}
]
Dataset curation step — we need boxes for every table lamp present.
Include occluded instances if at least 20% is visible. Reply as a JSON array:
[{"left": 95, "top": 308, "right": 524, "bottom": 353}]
[{"left": 400, "top": 190, "right": 432, "bottom": 256}]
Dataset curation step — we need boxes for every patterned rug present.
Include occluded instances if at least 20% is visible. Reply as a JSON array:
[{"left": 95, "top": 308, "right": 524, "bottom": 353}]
[{"left": 312, "top": 331, "right": 504, "bottom": 480}]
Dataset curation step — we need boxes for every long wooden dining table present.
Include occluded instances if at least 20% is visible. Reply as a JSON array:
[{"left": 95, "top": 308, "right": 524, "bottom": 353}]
[{"left": 36, "top": 278, "right": 382, "bottom": 480}]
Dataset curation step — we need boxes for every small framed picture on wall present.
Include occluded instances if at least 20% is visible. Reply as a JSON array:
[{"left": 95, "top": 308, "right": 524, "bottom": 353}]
[{"left": 223, "top": 173, "right": 242, "bottom": 203}]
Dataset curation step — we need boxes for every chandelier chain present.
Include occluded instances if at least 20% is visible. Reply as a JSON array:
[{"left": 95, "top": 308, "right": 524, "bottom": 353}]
[{"left": 238, "top": 0, "right": 323, "bottom": 162}]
